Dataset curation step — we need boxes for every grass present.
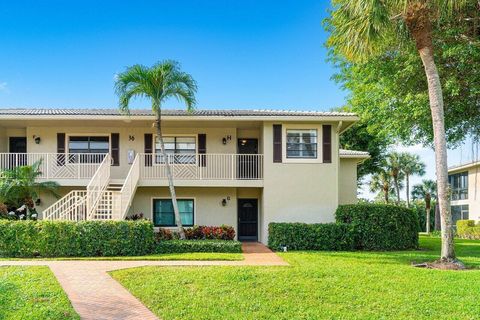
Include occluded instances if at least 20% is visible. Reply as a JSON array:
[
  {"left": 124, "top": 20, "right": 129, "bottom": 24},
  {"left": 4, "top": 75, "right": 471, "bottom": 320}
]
[
  {"left": 0, "top": 266, "right": 79, "bottom": 320},
  {"left": 112, "top": 236, "right": 480, "bottom": 320},
  {"left": 0, "top": 252, "right": 243, "bottom": 261}
]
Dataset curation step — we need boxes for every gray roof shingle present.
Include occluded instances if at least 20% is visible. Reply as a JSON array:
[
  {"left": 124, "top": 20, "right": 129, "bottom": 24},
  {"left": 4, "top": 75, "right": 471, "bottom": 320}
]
[
  {"left": 339, "top": 149, "right": 370, "bottom": 157},
  {"left": 0, "top": 108, "right": 356, "bottom": 117}
]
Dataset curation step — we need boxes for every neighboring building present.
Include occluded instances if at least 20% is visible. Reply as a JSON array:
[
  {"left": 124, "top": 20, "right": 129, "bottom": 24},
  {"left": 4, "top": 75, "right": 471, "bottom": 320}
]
[
  {"left": 448, "top": 161, "right": 480, "bottom": 225},
  {"left": 0, "top": 108, "right": 368, "bottom": 243}
]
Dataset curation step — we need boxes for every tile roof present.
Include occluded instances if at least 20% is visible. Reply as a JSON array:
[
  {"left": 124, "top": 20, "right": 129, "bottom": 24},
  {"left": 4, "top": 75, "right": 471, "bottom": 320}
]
[
  {"left": 339, "top": 149, "right": 370, "bottom": 157},
  {"left": 0, "top": 108, "right": 356, "bottom": 117}
]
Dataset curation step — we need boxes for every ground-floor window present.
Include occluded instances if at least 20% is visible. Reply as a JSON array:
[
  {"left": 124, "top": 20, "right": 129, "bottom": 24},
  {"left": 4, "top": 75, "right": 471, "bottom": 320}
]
[
  {"left": 153, "top": 198, "right": 194, "bottom": 227},
  {"left": 451, "top": 204, "right": 469, "bottom": 225}
]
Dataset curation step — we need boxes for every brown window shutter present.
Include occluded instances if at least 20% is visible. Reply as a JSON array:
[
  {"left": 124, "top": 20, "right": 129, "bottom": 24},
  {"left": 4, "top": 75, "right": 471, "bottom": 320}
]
[
  {"left": 57, "top": 133, "right": 66, "bottom": 166},
  {"left": 322, "top": 125, "right": 332, "bottom": 163},
  {"left": 111, "top": 133, "right": 120, "bottom": 166},
  {"left": 144, "top": 133, "right": 153, "bottom": 167},
  {"left": 273, "top": 124, "right": 282, "bottom": 163},
  {"left": 198, "top": 134, "right": 206, "bottom": 167}
]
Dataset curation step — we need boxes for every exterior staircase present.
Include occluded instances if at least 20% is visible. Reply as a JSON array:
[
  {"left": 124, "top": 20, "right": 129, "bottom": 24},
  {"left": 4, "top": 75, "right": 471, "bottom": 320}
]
[{"left": 43, "top": 154, "right": 140, "bottom": 221}]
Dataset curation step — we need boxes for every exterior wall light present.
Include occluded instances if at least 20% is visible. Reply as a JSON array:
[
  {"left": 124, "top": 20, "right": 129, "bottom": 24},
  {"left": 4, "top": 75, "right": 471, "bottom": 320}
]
[
  {"left": 221, "top": 199, "right": 227, "bottom": 206},
  {"left": 222, "top": 135, "right": 232, "bottom": 145},
  {"left": 33, "top": 135, "right": 41, "bottom": 144}
]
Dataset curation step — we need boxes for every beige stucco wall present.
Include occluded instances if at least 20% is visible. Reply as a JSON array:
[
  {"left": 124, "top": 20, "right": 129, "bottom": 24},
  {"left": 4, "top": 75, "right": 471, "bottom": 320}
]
[
  {"left": 260, "top": 122, "right": 340, "bottom": 244},
  {"left": 339, "top": 158, "right": 359, "bottom": 205},
  {"left": 451, "top": 166, "right": 480, "bottom": 221}
]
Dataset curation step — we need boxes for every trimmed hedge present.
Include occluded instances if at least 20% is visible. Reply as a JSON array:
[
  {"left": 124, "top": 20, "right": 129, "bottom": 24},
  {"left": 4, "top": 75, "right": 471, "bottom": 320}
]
[
  {"left": 457, "top": 220, "right": 480, "bottom": 239},
  {"left": 268, "top": 223, "right": 355, "bottom": 251},
  {"left": 336, "top": 204, "right": 419, "bottom": 250},
  {"left": 268, "top": 204, "right": 419, "bottom": 251},
  {"left": 0, "top": 220, "right": 155, "bottom": 257},
  {"left": 156, "top": 240, "right": 242, "bottom": 253}
]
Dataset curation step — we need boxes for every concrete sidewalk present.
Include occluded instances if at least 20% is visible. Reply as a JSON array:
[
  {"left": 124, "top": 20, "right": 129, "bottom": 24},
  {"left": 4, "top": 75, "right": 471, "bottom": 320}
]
[{"left": 0, "top": 243, "right": 288, "bottom": 320}]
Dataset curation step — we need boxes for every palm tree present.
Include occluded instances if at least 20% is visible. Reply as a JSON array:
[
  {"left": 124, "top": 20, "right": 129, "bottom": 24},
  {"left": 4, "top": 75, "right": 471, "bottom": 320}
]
[
  {"left": 412, "top": 179, "right": 437, "bottom": 233},
  {"left": 115, "top": 61, "right": 197, "bottom": 239},
  {"left": 401, "top": 153, "right": 426, "bottom": 207},
  {"left": 0, "top": 160, "right": 60, "bottom": 209},
  {"left": 327, "top": 0, "right": 469, "bottom": 262},
  {"left": 385, "top": 153, "right": 404, "bottom": 205},
  {"left": 369, "top": 169, "right": 392, "bottom": 204}
]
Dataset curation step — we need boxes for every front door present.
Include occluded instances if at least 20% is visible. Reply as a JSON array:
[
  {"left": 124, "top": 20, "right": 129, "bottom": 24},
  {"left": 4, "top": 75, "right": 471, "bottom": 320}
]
[
  {"left": 237, "top": 139, "right": 258, "bottom": 179},
  {"left": 8, "top": 137, "right": 27, "bottom": 167},
  {"left": 238, "top": 199, "right": 258, "bottom": 241}
]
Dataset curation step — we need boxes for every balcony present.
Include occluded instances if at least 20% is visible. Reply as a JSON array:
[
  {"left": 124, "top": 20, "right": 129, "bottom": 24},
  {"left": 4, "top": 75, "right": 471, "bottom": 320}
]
[
  {"left": 0, "top": 153, "right": 264, "bottom": 187},
  {"left": 0, "top": 153, "right": 106, "bottom": 183}
]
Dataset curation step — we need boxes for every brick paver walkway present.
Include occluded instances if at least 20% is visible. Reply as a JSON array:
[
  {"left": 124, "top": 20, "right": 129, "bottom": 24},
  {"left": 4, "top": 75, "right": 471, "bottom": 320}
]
[{"left": 0, "top": 243, "right": 287, "bottom": 320}]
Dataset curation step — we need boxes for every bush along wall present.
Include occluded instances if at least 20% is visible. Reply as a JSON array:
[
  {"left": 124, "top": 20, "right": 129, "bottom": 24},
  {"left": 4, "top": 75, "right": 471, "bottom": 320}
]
[
  {"left": 269, "top": 204, "right": 419, "bottom": 251},
  {"left": 0, "top": 220, "right": 155, "bottom": 258},
  {"left": 457, "top": 220, "right": 480, "bottom": 239}
]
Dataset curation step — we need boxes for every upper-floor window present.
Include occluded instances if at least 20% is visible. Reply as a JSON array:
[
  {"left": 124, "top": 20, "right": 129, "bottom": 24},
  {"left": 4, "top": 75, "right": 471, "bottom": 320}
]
[
  {"left": 286, "top": 129, "right": 317, "bottom": 159},
  {"left": 68, "top": 136, "right": 109, "bottom": 163},
  {"left": 449, "top": 171, "right": 468, "bottom": 200},
  {"left": 155, "top": 136, "right": 196, "bottom": 164}
]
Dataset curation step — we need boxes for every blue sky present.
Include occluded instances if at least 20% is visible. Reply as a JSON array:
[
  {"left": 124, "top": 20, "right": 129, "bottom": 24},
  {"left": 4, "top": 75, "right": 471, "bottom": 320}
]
[{"left": 0, "top": 0, "right": 344, "bottom": 110}]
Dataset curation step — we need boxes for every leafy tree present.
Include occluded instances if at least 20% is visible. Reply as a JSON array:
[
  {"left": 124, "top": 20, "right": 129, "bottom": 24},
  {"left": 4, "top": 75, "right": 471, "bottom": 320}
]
[
  {"left": 369, "top": 168, "right": 393, "bottom": 204},
  {"left": 385, "top": 153, "right": 405, "bottom": 205},
  {"left": 400, "top": 153, "right": 426, "bottom": 207},
  {"left": 412, "top": 179, "right": 437, "bottom": 233},
  {"left": 0, "top": 160, "right": 59, "bottom": 210},
  {"left": 326, "top": 0, "right": 471, "bottom": 262},
  {"left": 339, "top": 116, "right": 391, "bottom": 181},
  {"left": 115, "top": 61, "right": 197, "bottom": 239}
]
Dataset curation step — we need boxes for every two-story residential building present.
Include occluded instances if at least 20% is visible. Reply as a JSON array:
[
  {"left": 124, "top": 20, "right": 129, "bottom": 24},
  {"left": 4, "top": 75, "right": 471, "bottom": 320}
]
[
  {"left": 0, "top": 108, "right": 368, "bottom": 243},
  {"left": 448, "top": 161, "right": 480, "bottom": 224}
]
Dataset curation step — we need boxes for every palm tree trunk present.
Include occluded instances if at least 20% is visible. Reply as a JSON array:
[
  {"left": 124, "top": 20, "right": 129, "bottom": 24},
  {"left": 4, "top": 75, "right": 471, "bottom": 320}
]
[
  {"left": 394, "top": 177, "right": 400, "bottom": 205},
  {"left": 155, "top": 116, "right": 186, "bottom": 239},
  {"left": 406, "top": 174, "right": 410, "bottom": 208},
  {"left": 418, "top": 44, "right": 454, "bottom": 260},
  {"left": 405, "top": 3, "right": 455, "bottom": 261},
  {"left": 384, "top": 185, "right": 389, "bottom": 203},
  {"left": 426, "top": 206, "right": 431, "bottom": 234}
]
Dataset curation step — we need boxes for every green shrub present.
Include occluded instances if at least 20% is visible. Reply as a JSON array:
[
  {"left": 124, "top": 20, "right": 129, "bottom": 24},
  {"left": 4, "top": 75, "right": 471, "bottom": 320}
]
[
  {"left": 457, "top": 220, "right": 480, "bottom": 239},
  {"left": 156, "top": 240, "right": 242, "bottom": 253},
  {"left": 268, "top": 223, "right": 355, "bottom": 251},
  {"left": 0, "top": 220, "right": 155, "bottom": 257},
  {"left": 336, "top": 204, "right": 419, "bottom": 250}
]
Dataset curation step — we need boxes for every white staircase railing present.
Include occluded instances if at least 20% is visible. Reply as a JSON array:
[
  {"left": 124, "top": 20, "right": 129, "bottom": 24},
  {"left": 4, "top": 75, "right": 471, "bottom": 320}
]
[
  {"left": 43, "top": 190, "right": 87, "bottom": 221},
  {"left": 119, "top": 154, "right": 140, "bottom": 219},
  {"left": 86, "top": 154, "right": 111, "bottom": 219}
]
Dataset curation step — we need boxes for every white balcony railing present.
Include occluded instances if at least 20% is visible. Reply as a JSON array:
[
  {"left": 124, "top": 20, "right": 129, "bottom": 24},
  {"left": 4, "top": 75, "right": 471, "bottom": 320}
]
[
  {"left": 0, "top": 153, "right": 107, "bottom": 180},
  {"left": 139, "top": 153, "right": 263, "bottom": 180}
]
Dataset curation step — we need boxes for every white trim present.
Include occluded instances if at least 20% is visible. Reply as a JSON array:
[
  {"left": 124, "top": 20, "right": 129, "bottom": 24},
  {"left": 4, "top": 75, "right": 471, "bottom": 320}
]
[
  {"left": 66, "top": 133, "right": 111, "bottom": 156},
  {"left": 150, "top": 196, "right": 196, "bottom": 227}
]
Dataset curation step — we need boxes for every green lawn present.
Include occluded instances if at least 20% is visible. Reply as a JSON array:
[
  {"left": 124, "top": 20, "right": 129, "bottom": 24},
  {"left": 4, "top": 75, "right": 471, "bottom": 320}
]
[
  {"left": 0, "top": 252, "right": 243, "bottom": 261},
  {"left": 112, "top": 236, "right": 480, "bottom": 320},
  {"left": 0, "top": 266, "right": 79, "bottom": 320}
]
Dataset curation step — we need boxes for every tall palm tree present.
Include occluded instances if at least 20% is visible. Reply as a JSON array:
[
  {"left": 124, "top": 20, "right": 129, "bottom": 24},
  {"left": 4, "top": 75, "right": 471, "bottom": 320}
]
[
  {"left": 412, "top": 179, "right": 437, "bottom": 233},
  {"left": 327, "top": 0, "right": 469, "bottom": 262},
  {"left": 401, "top": 153, "right": 426, "bottom": 207},
  {"left": 115, "top": 61, "right": 197, "bottom": 239},
  {"left": 385, "top": 153, "right": 404, "bottom": 205},
  {"left": 0, "top": 160, "right": 60, "bottom": 209},
  {"left": 369, "top": 169, "right": 392, "bottom": 204}
]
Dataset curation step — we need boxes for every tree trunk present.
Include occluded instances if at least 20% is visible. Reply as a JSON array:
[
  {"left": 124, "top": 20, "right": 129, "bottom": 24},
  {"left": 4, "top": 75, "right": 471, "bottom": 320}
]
[
  {"left": 434, "top": 202, "right": 441, "bottom": 231},
  {"left": 425, "top": 194, "right": 431, "bottom": 234},
  {"left": 384, "top": 185, "right": 389, "bottom": 203},
  {"left": 155, "top": 116, "right": 186, "bottom": 239},
  {"left": 406, "top": 174, "right": 410, "bottom": 208},
  {"left": 394, "top": 176, "right": 400, "bottom": 205},
  {"left": 418, "top": 45, "right": 454, "bottom": 260},
  {"left": 405, "top": 3, "right": 455, "bottom": 261}
]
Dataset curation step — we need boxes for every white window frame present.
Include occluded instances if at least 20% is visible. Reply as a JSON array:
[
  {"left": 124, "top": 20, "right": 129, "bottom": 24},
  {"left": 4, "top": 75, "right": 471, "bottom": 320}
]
[
  {"left": 154, "top": 134, "right": 197, "bottom": 165},
  {"left": 282, "top": 124, "right": 323, "bottom": 163},
  {"left": 65, "top": 133, "right": 111, "bottom": 164}
]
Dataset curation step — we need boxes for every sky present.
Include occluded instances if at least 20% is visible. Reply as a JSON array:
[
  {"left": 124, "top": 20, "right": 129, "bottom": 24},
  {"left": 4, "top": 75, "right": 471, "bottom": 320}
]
[{"left": 0, "top": 1, "right": 474, "bottom": 199}]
